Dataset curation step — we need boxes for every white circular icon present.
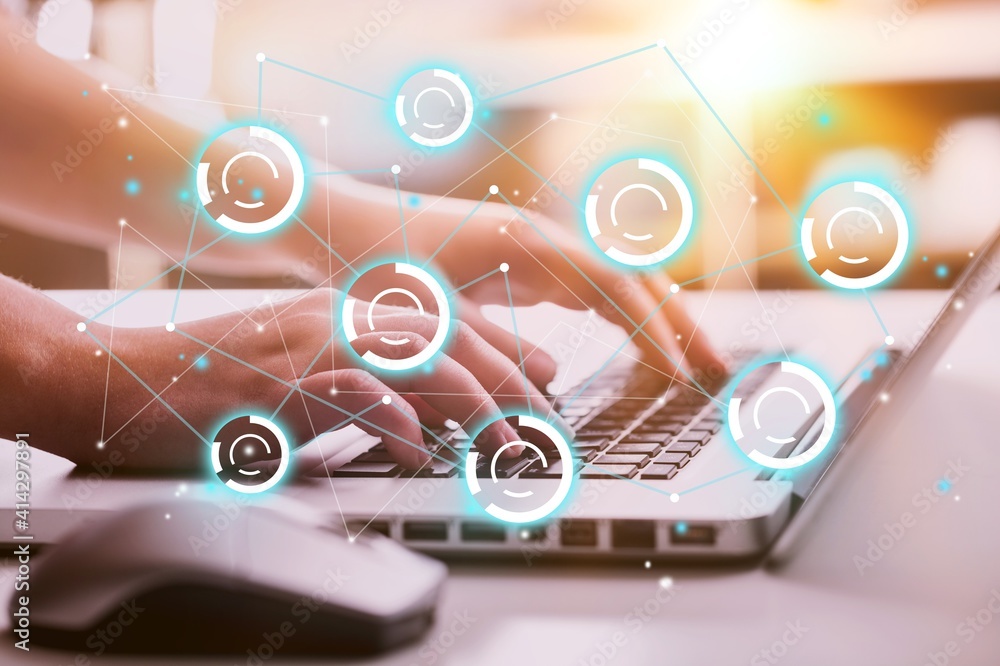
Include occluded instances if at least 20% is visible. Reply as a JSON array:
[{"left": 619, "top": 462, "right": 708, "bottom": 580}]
[
  {"left": 465, "top": 415, "right": 574, "bottom": 524},
  {"left": 211, "top": 415, "right": 291, "bottom": 494},
  {"left": 727, "top": 361, "right": 836, "bottom": 470},
  {"left": 394, "top": 69, "right": 474, "bottom": 147},
  {"left": 342, "top": 262, "right": 451, "bottom": 371},
  {"left": 196, "top": 125, "right": 305, "bottom": 235},
  {"left": 801, "top": 181, "right": 909, "bottom": 290},
  {"left": 584, "top": 158, "right": 694, "bottom": 267}
]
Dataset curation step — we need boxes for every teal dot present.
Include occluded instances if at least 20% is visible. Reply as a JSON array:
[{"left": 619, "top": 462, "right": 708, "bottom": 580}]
[
  {"left": 124, "top": 179, "right": 141, "bottom": 196},
  {"left": 860, "top": 369, "right": 873, "bottom": 382},
  {"left": 675, "top": 522, "right": 688, "bottom": 535},
  {"left": 179, "top": 353, "right": 186, "bottom": 360},
  {"left": 178, "top": 190, "right": 190, "bottom": 201},
  {"left": 408, "top": 194, "right": 420, "bottom": 207},
  {"left": 935, "top": 264, "right": 949, "bottom": 279},
  {"left": 818, "top": 113, "right": 830, "bottom": 126},
  {"left": 195, "top": 355, "right": 209, "bottom": 370},
  {"left": 238, "top": 179, "right": 244, "bottom": 185},
  {"left": 251, "top": 187, "right": 264, "bottom": 200},
  {"left": 126, "top": 154, "right": 133, "bottom": 161},
  {"left": 937, "top": 479, "right": 952, "bottom": 493},
  {"left": 481, "top": 109, "right": 492, "bottom": 119},
  {"left": 82, "top": 90, "right": 88, "bottom": 96},
  {"left": 922, "top": 255, "right": 928, "bottom": 262}
]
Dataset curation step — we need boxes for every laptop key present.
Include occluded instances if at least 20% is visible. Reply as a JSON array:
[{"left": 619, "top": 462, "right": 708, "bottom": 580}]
[
  {"left": 594, "top": 454, "right": 650, "bottom": 467},
  {"left": 608, "top": 443, "right": 660, "bottom": 456},
  {"left": 581, "top": 464, "right": 637, "bottom": 479},
  {"left": 621, "top": 432, "right": 673, "bottom": 444},
  {"left": 641, "top": 464, "right": 679, "bottom": 480},
  {"left": 653, "top": 452, "right": 690, "bottom": 468},
  {"left": 666, "top": 440, "right": 700, "bottom": 455},
  {"left": 332, "top": 462, "right": 401, "bottom": 477}
]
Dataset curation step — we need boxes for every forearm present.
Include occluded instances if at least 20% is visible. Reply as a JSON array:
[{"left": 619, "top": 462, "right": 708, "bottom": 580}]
[{"left": 0, "top": 275, "right": 230, "bottom": 470}]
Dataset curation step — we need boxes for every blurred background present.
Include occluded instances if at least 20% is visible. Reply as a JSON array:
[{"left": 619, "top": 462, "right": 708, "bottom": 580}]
[{"left": 3, "top": 0, "right": 999, "bottom": 291}]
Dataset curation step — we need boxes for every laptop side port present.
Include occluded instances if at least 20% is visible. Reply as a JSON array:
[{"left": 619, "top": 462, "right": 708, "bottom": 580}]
[
  {"left": 460, "top": 522, "right": 506, "bottom": 543},
  {"left": 403, "top": 521, "right": 449, "bottom": 541},
  {"left": 669, "top": 522, "right": 716, "bottom": 546},
  {"left": 611, "top": 520, "right": 656, "bottom": 549},
  {"left": 347, "top": 520, "right": 390, "bottom": 538},
  {"left": 559, "top": 520, "right": 597, "bottom": 547}
]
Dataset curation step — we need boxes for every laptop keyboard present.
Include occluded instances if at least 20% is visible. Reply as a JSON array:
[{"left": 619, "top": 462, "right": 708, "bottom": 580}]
[{"left": 333, "top": 352, "right": 757, "bottom": 482}]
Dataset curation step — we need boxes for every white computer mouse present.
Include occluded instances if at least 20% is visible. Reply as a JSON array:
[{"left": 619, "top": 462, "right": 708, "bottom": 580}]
[{"left": 23, "top": 499, "right": 447, "bottom": 655}]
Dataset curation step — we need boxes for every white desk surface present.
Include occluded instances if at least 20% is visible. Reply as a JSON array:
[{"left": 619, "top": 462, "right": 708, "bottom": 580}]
[{"left": 2, "top": 290, "right": 999, "bottom": 665}]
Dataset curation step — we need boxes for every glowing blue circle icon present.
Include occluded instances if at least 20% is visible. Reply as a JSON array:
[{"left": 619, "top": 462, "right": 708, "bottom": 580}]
[
  {"left": 465, "top": 415, "right": 574, "bottom": 524},
  {"left": 727, "top": 361, "right": 836, "bottom": 470},
  {"left": 394, "top": 69, "right": 474, "bottom": 148},
  {"left": 584, "top": 158, "right": 694, "bottom": 267},
  {"left": 801, "top": 181, "right": 909, "bottom": 290},
  {"left": 212, "top": 415, "right": 290, "bottom": 494},
  {"left": 196, "top": 125, "right": 304, "bottom": 235},
  {"left": 342, "top": 262, "right": 451, "bottom": 371}
]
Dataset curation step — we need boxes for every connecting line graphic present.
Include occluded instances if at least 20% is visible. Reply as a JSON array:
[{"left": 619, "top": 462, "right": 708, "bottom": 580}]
[
  {"left": 677, "top": 244, "right": 802, "bottom": 288},
  {"left": 392, "top": 170, "right": 410, "bottom": 262},
  {"left": 861, "top": 288, "right": 892, "bottom": 341},
  {"left": 678, "top": 467, "right": 754, "bottom": 497},
  {"left": 84, "top": 331, "right": 212, "bottom": 446},
  {"left": 472, "top": 122, "right": 582, "bottom": 213},
  {"left": 495, "top": 192, "right": 717, "bottom": 410},
  {"left": 310, "top": 168, "right": 394, "bottom": 177},
  {"left": 658, "top": 44, "right": 797, "bottom": 225},
  {"left": 577, "top": 461, "right": 676, "bottom": 500},
  {"left": 447, "top": 266, "right": 503, "bottom": 297},
  {"left": 170, "top": 207, "right": 200, "bottom": 324},
  {"left": 262, "top": 56, "right": 386, "bottom": 102},
  {"left": 423, "top": 193, "right": 491, "bottom": 268},
  {"left": 87, "top": 231, "right": 233, "bottom": 324},
  {"left": 502, "top": 267, "right": 533, "bottom": 417},
  {"left": 257, "top": 57, "right": 263, "bottom": 124},
  {"left": 267, "top": 328, "right": 338, "bottom": 421},
  {"left": 99, "top": 224, "right": 126, "bottom": 447},
  {"left": 291, "top": 214, "right": 361, "bottom": 278},
  {"left": 481, "top": 42, "right": 659, "bottom": 103}
]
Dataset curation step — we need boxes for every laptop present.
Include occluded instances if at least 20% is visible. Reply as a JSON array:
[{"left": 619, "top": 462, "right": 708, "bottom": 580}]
[
  {"left": 274, "top": 223, "right": 1000, "bottom": 562},
  {"left": 7, "top": 225, "right": 1000, "bottom": 564}
]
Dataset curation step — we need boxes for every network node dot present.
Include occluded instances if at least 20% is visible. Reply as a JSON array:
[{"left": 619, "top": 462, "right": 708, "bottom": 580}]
[
  {"left": 669, "top": 492, "right": 680, "bottom": 503},
  {"left": 884, "top": 335, "right": 894, "bottom": 346},
  {"left": 165, "top": 322, "right": 175, "bottom": 332},
  {"left": 118, "top": 218, "right": 127, "bottom": 227},
  {"left": 750, "top": 195, "right": 758, "bottom": 203},
  {"left": 100, "top": 82, "right": 108, "bottom": 91},
  {"left": 656, "top": 38, "right": 667, "bottom": 48},
  {"left": 499, "top": 262, "right": 510, "bottom": 273},
  {"left": 76, "top": 322, "right": 87, "bottom": 332},
  {"left": 329, "top": 388, "right": 338, "bottom": 396},
  {"left": 320, "top": 116, "right": 328, "bottom": 126},
  {"left": 390, "top": 164, "right": 401, "bottom": 175},
  {"left": 669, "top": 284, "right": 680, "bottom": 294},
  {"left": 256, "top": 52, "right": 266, "bottom": 62},
  {"left": 549, "top": 112, "right": 558, "bottom": 120},
  {"left": 489, "top": 185, "right": 499, "bottom": 195},
  {"left": 659, "top": 576, "right": 674, "bottom": 589},
  {"left": 96, "top": 441, "right": 104, "bottom": 449},
  {"left": 644, "top": 560, "right": 651, "bottom": 569},
  {"left": 381, "top": 395, "right": 392, "bottom": 405}
]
